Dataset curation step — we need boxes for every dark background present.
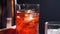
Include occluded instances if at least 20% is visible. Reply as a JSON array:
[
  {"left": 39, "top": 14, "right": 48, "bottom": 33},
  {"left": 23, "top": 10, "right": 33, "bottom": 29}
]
[{"left": 45, "top": 0, "right": 60, "bottom": 21}]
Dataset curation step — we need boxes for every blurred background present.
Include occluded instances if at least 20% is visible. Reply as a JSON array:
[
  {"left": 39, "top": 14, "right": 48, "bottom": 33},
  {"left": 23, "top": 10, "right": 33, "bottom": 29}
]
[{"left": 0, "top": 0, "right": 15, "bottom": 29}]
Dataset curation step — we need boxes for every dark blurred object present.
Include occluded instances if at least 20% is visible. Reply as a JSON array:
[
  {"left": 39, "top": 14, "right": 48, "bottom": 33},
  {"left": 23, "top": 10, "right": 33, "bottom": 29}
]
[
  {"left": 0, "top": 0, "right": 7, "bottom": 29},
  {"left": 0, "top": 0, "right": 15, "bottom": 29},
  {"left": 0, "top": 0, "right": 2, "bottom": 28},
  {"left": 0, "top": 28, "right": 16, "bottom": 34}
]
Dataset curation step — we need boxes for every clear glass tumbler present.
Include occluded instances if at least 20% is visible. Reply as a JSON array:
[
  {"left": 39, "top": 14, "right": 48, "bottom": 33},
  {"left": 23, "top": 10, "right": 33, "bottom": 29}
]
[
  {"left": 45, "top": 21, "right": 60, "bottom": 34},
  {"left": 16, "top": 4, "right": 40, "bottom": 34}
]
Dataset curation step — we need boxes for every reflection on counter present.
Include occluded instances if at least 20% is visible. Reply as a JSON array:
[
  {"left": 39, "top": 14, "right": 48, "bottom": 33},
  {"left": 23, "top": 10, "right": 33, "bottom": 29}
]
[{"left": 0, "top": 25, "right": 16, "bottom": 34}]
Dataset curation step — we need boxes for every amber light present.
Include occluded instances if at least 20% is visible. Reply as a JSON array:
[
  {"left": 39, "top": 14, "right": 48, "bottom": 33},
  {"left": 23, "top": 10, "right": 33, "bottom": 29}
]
[
  {"left": 16, "top": 10, "right": 39, "bottom": 34},
  {"left": 11, "top": 0, "right": 14, "bottom": 17}
]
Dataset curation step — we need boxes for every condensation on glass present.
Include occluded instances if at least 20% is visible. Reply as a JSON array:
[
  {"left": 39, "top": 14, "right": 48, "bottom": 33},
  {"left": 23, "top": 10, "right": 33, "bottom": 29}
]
[{"left": 16, "top": 4, "right": 40, "bottom": 34}]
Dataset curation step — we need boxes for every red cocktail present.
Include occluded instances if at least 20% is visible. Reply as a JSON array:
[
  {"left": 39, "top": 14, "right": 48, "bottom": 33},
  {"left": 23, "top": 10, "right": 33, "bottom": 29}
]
[{"left": 16, "top": 9, "right": 39, "bottom": 34}]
